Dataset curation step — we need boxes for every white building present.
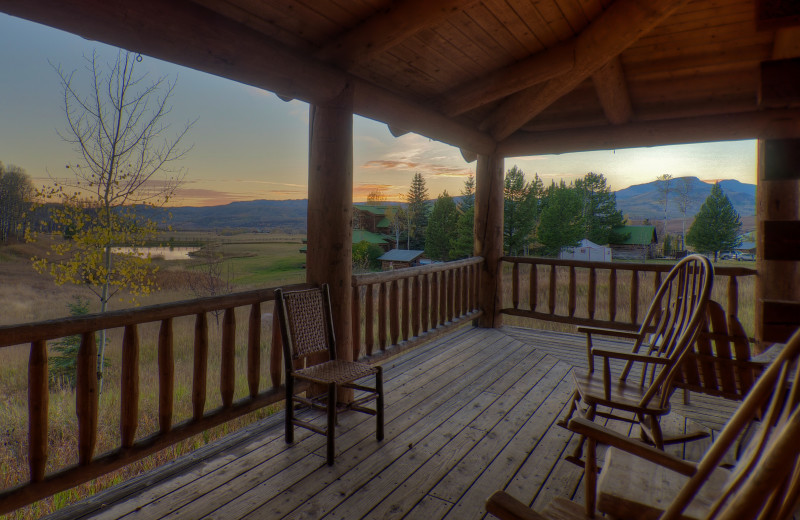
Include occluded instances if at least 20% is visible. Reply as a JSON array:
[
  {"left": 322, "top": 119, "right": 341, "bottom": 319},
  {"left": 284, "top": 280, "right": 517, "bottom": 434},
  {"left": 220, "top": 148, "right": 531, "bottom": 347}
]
[{"left": 559, "top": 239, "right": 612, "bottom": 262}]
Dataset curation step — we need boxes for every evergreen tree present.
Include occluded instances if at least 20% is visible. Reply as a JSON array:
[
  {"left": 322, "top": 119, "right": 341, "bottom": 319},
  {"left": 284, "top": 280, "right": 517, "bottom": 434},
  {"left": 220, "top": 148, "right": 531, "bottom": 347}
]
[
  {"left": 686, "top": 182, "right": 742, "bottom": 261},
  {"left": 574, "top": 172, "right": 626, "bottom": 244},
  {"left": 538, "top": 181, "right": 583, "bottom": 256},
  {"left": 405, "top": 173, "right": 429, "bottom": 250},
  {"left": 425, "top": 191, "right": 459, "bottom": 261},
  {"left": 503, "top": 166, "right": 538, "bottom": 255},
  {"left": 449, "top": 175, "right": 476, "bottom": 259}
]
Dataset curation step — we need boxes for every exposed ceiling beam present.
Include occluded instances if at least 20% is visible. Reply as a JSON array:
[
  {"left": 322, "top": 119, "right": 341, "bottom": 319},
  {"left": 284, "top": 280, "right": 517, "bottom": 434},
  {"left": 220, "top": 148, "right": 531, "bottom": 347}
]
[
  {"left": 481, "top": 0, "right": 689, "bottom": 142},
  {"left": 591, "top": 56, "right": 633, "bottom": 124},
  {"left": 497, "top": 109, "right": 800, "bottom": 157},
  {"left": 773, "top": 27, "right": 800, "bottom": 59},
  {"left": 315, "top": 0, "right": 480, "bottom": 71},
  {"left": 437, "top": 42, "right": 575, "bottom": 117},
  {"left": 0, "top": 0, "right": 495, "bottom": 155}
]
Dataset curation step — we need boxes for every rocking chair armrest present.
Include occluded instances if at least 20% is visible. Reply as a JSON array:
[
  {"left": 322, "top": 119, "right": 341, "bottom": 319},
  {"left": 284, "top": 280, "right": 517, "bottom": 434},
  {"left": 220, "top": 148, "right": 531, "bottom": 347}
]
[
  {"left": 567, "top": 417, "right": 697, "bottom": 477},
  {"left": 578, "top": 326, "right": 643, "bottom": 341},
  {"left": 486, "top": 491, "right": 548, "bottom": 520},
  {"left": 590, "top": 349, "right": 672, "bottom": 365}
]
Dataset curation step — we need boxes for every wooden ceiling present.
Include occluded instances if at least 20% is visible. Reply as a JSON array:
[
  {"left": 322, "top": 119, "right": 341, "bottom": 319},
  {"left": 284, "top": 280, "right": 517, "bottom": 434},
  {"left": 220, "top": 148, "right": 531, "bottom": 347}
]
[{"left": 4, "top": 0, "right": 800, "bottom": 158}]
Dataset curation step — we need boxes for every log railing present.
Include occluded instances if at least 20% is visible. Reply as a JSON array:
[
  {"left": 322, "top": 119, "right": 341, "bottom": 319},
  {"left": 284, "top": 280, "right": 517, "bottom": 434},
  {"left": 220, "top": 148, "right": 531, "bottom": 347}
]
[
  {"left": 0, "top": 283, "right": 311, "bottom": 515},
  {"left": 500, "top": 257, "right": 757, "bottom": 332},
  {"left": 351, "top": 257, "right": 484, "bottom": 361}
]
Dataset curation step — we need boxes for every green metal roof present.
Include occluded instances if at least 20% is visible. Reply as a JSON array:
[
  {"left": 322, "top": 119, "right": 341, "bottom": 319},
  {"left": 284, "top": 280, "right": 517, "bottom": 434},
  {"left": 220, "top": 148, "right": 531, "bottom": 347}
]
[
  {"left": 609, "top": 225, "right": 657, "bottom": 245},
  {"left": 353, "top": 229, "right": 389, "bottom": 245},
  {"left": 353, "top": 205, "right": 387, "bottom": 216},
  {"left": 376, "top": 217, "right": 391, "bottom": 228}
]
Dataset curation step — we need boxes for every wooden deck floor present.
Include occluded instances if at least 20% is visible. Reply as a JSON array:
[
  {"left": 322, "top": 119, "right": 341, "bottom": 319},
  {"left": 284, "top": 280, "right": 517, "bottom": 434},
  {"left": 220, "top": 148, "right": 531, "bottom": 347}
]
[{"left": 50, "top": 326, "right": 735, "bottom": 520}]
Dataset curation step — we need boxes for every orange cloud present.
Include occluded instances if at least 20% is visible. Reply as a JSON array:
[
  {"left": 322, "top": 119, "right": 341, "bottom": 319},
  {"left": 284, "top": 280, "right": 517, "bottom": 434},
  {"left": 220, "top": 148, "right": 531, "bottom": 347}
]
[
  {"left": 362, "top": 160, "right": 473, "bottom": 178},
  {"left": 352, "top": 183, "right": 405, "bottom": 202}
]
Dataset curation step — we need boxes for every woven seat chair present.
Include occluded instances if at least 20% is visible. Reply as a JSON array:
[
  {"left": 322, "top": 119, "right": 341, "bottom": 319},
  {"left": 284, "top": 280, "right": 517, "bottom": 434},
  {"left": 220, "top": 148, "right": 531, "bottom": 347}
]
[
  {"left": 559, "top": 254, "right": 713, "bottom": 464},
  {"left": 275, "top": 284, "right": 384, "bottom": 465}
]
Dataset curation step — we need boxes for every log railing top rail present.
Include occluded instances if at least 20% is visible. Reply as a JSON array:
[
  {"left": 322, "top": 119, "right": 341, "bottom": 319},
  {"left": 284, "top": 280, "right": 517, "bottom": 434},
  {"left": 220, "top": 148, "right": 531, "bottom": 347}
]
[
  {"left": 352, "top": 256, "right": 483, "bottom": 286},
  {"left": 501, "top": 256, "right": 757, "bottom": 277},
  {"left": 0, "top": 284, "right": 312, "bottom": 348}
]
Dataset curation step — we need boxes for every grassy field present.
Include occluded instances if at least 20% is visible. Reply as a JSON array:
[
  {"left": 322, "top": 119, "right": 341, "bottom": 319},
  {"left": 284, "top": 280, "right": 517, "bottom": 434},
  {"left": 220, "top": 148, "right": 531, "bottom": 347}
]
[{"left": 0, "top": 238, "right": 756, "bottom": 518}]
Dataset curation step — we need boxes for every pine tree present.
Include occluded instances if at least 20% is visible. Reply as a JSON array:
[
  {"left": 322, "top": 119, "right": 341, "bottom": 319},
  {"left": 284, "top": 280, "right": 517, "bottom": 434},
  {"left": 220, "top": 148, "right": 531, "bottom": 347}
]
[
  {"left": 538, "top": 181, "right": 583, "bottom": 256},
  {"left": 405, "top": 173, "right": 429, "bottom": 250},
  {"left": 686, "top": 182, "right": 742, "bottom": 261},
  {"left": 574, "top": 172, "right": 626, "bottom": 244},
  {"left": 425, "top": 191, "right": 459, "bottom": 261},
  {"left": 449, "top": 175, "right": 476, "bottom": 259},
  {"left": 503, "top": 166, "right": 539, "bottom": 256}
]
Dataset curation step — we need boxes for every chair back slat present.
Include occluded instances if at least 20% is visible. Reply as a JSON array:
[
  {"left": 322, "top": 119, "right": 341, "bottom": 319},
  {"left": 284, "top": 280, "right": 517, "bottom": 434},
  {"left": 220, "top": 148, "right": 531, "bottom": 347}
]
[
  {"left": 275, "top": 285, "right": 336, "bottom": 362},
  {"left": 618, "top": 255, "right": 713, "bottom": 410},
  {"left": 662, "top": 328, "right": 800, "bottom": 520}
]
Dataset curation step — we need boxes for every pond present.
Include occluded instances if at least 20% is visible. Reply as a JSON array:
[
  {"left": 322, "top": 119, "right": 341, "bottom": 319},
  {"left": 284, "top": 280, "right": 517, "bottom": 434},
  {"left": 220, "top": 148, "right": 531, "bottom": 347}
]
[{"left": 111, "top": 246, "right": 200, "bottom": 261}]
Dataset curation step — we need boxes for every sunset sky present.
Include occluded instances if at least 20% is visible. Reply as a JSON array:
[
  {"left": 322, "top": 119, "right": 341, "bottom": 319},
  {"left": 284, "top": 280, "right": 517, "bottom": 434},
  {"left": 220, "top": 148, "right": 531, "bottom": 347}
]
[{"left": 0, "top": 14, "right": 758, "bottom": 207}]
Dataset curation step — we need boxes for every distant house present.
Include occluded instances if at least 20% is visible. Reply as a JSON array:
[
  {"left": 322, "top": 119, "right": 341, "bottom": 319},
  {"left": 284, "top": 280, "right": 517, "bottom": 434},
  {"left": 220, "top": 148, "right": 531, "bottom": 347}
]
[
  {"left": 353, "top": 205, "right": 393, "bottom": 235},
  {"left": 736, "top": 241, "right": 756, "bottom": 254},
  {"left": 559, "top": 239, "right": 612, "bottom": 262},
  {"left": 608, "top": 225, "right": 658, "bottom": 260},
  {"left": 353, "top": 229, "right": 393, "bottom": 252},
  {"left": 378, "top": 249, "right": 425, "bottom": 270}
]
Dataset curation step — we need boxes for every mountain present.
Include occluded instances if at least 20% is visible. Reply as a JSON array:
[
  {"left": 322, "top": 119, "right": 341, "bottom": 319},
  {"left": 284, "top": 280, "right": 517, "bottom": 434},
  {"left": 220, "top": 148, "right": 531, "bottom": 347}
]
[
  {"left": 614, "top": 177, "right": 755, "bottom": 220},
  {"left": 140, "top": 199, "right": 309, "bottom": 231}
]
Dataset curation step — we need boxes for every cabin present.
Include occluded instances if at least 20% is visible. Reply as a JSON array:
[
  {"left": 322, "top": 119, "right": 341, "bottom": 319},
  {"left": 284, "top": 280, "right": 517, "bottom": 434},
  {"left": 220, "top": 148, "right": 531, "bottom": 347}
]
[
  {"left": 378, "top": 249, "right": 426, "bottom": 270},
  {"left": 608, "top": 225, "right": 658, "bottom": 260},
  {"left": 353, "top": 205, "right": 393, "bottom": 235},
  {"left": 1, "top": 0, "right": 800, "bottom": 518},
  {"left": 559, "top": 239, "right": 613, "bottom": 262}
]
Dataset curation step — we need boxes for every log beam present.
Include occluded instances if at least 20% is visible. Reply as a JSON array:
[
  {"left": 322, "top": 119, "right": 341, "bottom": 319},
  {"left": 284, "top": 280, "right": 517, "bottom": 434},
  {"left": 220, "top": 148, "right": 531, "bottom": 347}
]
[
  {"left": 316, "top": 0, "right": 478, "bottom": 70},
  {"left": 0, "top": 0, "right": 494, "bottom": 155},
  {"left": 437, "top": 42, "right": 575, "bottom": 117},
  {"left": 307, "top": 83, "right": 354, "bottom": 366},
  {"left": 481, "top": 0, "right": 687, "bottom": 141},
  {"left": 773, "top": 27, "right": 800, "bottom": 59},
  {"left": 592, "top": 56, "right": 634, "bottom": 124},
  {"left": 475, "top": 154, "right": 504, "bottom": 328},
  {"left": 497, "top": 109, "right": 800, "bottom": 157}
]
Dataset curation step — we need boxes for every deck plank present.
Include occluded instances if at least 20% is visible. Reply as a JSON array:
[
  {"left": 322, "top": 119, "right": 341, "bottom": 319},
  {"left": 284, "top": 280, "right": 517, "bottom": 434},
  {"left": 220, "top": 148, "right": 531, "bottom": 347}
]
[{"left": 48, "top": 326, "right": 741, "bottom": 520}]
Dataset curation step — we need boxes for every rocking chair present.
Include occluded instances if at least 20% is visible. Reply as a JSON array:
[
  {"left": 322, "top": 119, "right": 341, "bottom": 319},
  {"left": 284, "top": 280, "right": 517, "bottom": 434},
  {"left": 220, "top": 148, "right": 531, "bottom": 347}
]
[{"left": 559, "top": 254, "right": 713, "bottom": 463}]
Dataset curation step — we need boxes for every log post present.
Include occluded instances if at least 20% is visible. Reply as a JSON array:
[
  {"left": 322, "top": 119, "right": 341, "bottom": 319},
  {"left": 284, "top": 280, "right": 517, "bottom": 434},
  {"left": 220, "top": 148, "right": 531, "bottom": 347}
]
[
  {"left": 756, "top": 138, "right": 800, "bottom": 351},
  {"left": 475, "top": 153, "right": 503, "bottom": 327},
  {"left": 307, "top": 82, "right": 354, "bottom": 364}
]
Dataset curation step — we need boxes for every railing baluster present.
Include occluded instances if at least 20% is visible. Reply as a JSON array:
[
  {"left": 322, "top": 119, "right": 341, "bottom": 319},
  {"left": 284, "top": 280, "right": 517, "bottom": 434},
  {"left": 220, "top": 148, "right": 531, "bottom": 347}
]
[
  {"left": 365, "top": 284, "right": 374, "bottom": 356},
  {"left": 158, "top": 318, "right": 174, "bottom": 433},
  {"left": 512, "top": 262, "right": 520, "bottom": 310},
  {"left": 193, "top": 312, "right": 208, "bottom": 419},
  {"left": 588, "top": 267, "right": 596, "bottom": 319},
  {"left": 248, "top": 304, "right": 260, "bottom": 397},
  {"left": 379, "top": 282, "right": 387, "bottom": 350},
  {"left": 221, "top": 308, "right": 235, "bottom": 407},
  {"left": 449, "top": 269, "right": 456, "bottom": 322},
  {"left": 77, "top": 331, "right": 98, "bottom": 465},
  {"left": 390, "top": 279, "right": 399, "bottom": 345},
  {"left": 28, "top": 339, "right": 48, "bottom": 482},
  {"left": 421, "top": 274, "right": 430, "bottom": 332},
  {"left": 549, "top": 265, "right": 557, "bottom": 315},
  {"left": 609, "top": 269, "right": 617, "bottom": 322},
  {"left": 351, "top": 285, "right": 361, "bottom": 360},
  {"left": 568, "top": 266, "right": 576, "bottom": 317},
  {"left": 653, "top": 271, "right": 663, "bottom": 318},
  {"left": 728, "top": 276, "right": 739, "bottom": 320},
  {"left": 412, "top": 275, "right": 421, "bottom": 337},
  {"left": 121, "top": 324, "right": 140, "bottom": 448},
  {"left": 529, "top": 263, "right": 538, "bottom": 311},
  {"left": 430, "top": 272, "right": 439, "bottom": 328},
  {"left": 271, "top": 310, "right": 282, "bottom": 387},
  {"left": 461, "top": 266, "right": 467, "bottom": 316},
  {"left": 441, "top": 271, "right": 449, "bottom": 324},
  {"left": 402, "top": 278, "right": 410, "bottom": 342},
  {"left": 630, "top": 270, "right": 640, "bottom": 325}
]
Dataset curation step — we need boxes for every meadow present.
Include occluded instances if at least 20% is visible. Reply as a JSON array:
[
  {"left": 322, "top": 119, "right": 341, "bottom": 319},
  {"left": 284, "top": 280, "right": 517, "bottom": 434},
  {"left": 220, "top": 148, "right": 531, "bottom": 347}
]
[{"left": 0, "top": 236, "right": 756, "bottom": 518}]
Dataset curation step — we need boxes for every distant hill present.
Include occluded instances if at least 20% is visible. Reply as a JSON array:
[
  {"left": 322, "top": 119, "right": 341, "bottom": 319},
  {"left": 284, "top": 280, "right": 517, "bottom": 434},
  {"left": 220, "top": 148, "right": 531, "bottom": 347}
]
[
  {"left": 139, "top": 177, "right": 755, "bottom": 231},
  {"left": 614, "top": 177, "right": 755, "bottom": 220}
]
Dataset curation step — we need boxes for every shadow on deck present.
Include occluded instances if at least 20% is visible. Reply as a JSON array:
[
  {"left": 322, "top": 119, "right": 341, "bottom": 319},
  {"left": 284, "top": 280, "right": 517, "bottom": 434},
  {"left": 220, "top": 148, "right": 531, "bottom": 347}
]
[{"left": 49, "top": 326, "right": 736, "bottom": 520}]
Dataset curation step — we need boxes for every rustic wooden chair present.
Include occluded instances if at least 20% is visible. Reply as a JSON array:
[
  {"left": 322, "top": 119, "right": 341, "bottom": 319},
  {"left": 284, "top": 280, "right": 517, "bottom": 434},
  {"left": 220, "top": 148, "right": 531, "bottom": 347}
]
[
  {"left": 274, "top": 284, "right": 384, "bottom": 465},
  {"left": 486, "top": 327, "right": 800, "bottom": 520},
  {"left": 559, "top": 254, "right": 713, "bottom": 463}
]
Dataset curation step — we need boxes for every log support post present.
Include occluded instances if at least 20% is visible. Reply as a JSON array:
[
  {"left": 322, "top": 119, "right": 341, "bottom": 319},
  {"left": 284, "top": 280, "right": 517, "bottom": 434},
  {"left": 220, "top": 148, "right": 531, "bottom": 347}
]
[
  {"left": 307, "top": 82, "right": 354, "bottom": 396},
  {"left": 475, "top": 153, "right": 503, "bottom": 328},
  {"left": 755, "top": 138, "right": 800, "bottom": 351}
]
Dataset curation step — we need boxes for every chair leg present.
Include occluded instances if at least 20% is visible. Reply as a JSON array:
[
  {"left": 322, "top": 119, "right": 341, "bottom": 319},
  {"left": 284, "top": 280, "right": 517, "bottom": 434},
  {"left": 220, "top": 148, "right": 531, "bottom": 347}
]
[
  {"left": 285, "top": 376, "right": 294, "bottom": 444},
  {"left": 327, "top": 382, "right": 337, "bottom": 465},
  {"left": 566, "top": 400, "right": 595, "bottom": 467},
  {"left": 649, "top": 415, "right": 664, "bottom": 450},
  {"left": 376, "top": 367, "right": 384, "bottom": 442}
]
